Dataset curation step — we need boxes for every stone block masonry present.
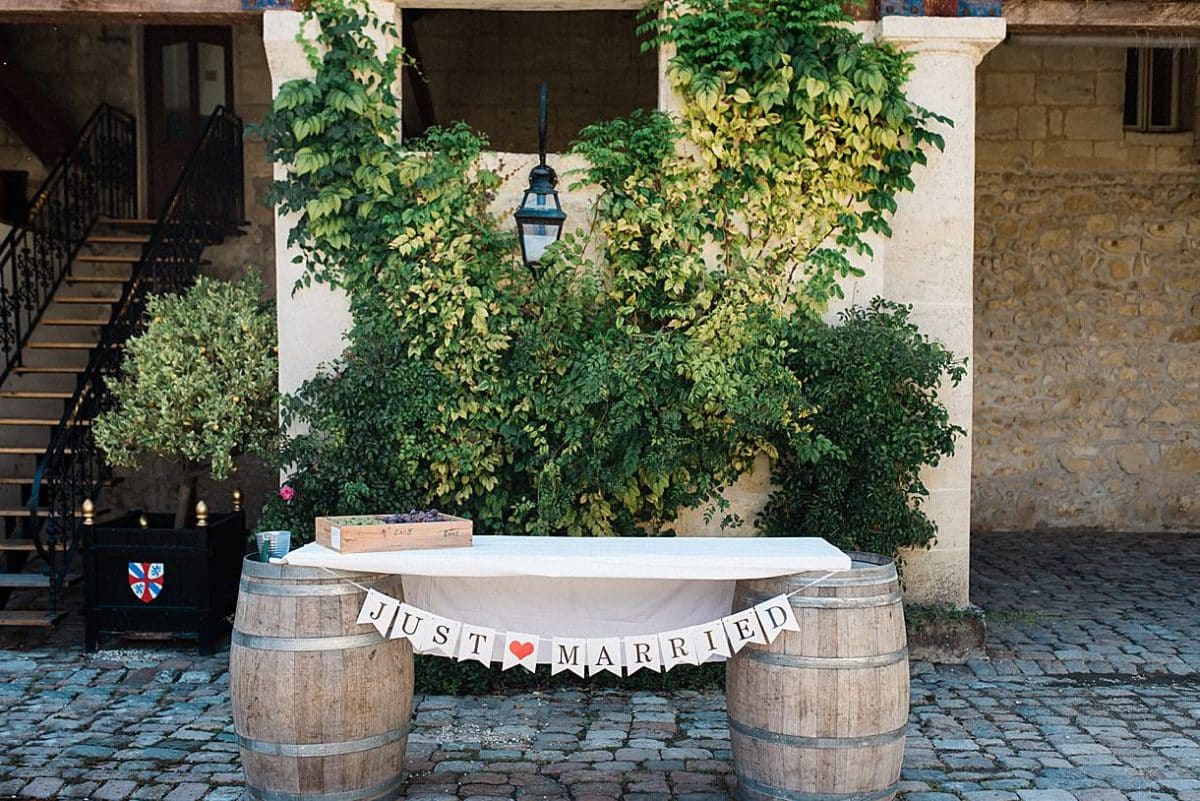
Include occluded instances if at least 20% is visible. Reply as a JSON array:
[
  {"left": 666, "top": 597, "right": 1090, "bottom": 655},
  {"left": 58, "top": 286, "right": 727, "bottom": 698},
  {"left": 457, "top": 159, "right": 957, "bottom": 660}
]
[
  {"left": 973, "top": 42, "right": 1200, "bottom": 532},
  {"left": 973, "top": 171, "right": 1200, "bottom": 531}
]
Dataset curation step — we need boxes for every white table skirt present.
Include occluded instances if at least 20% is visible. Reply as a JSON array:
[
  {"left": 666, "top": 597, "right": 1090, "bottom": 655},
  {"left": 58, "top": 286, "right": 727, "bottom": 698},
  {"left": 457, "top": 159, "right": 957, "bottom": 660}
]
[{"left": 280, "top": 536, "right": 850, "bottom": 663}]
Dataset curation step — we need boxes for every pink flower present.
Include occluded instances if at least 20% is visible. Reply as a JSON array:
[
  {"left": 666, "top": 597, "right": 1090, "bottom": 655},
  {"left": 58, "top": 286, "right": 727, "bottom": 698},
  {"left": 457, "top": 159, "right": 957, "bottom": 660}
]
[{"left": 279, "top": 485, "right": 296, "bottom": 503}]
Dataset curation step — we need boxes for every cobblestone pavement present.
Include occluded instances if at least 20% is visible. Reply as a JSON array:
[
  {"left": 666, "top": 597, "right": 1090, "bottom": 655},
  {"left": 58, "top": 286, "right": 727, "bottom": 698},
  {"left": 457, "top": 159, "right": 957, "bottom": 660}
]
[{"left": 0, "top": 532, "right": 1197, "bottom": 801}]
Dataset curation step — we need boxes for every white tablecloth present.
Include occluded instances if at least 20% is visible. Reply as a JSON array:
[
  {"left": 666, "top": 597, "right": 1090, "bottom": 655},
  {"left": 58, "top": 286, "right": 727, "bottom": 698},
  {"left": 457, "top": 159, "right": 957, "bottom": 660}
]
[{"left": 281, "top": 536, "right": 850, "bottom": 663}]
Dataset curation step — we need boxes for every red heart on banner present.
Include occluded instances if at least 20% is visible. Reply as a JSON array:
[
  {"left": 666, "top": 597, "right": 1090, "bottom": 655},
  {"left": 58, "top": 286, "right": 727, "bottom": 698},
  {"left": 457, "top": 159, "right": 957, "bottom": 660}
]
[{"left": 508, "top": 640, "right": 535, "bottom": 660}]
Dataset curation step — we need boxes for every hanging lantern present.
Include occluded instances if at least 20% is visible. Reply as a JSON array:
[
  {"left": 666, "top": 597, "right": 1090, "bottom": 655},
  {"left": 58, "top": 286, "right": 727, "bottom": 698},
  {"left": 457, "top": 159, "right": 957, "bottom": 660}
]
[{"left": 514, "top": 83, "right": 566, "bottom": 272}]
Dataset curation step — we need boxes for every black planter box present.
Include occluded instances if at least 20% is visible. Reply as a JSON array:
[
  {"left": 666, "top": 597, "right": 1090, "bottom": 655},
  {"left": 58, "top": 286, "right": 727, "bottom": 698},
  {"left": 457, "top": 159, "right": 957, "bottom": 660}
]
[{"left": 83, "top": 511, "right": 246, "bottom": 654}]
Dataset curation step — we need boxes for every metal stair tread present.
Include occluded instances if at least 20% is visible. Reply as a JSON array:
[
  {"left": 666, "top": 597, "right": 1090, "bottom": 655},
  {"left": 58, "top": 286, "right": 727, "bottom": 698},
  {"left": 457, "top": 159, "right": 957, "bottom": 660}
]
[
  {"left": 14, "top": 366, "right": 87, "bottom": 374},
  {"left": 28, "top": 342, "right": 118, "bottom": 350},
  {"left": 0, "top": 538, "right": 37, "bottom": 552},
  {"left": 54, "top": 295, "right": 122, "bottom": 304},
  {"left": 0, "top": 610, "right": 64, "bottom": 627},
  {"left": 85, "top": 234, "right": 151, "bottom": 244},
  {"left": 0, "top": 417, "right": 90, "bottom": 426},
  {"left": 42, "top": 318, "right": 109, "bottom": 327},
  {"left": 0, "top": 571, "right": 82, "bottom": 588},
  {"left": 74, "top": 255, "right": 138, "bottom": 264},
  {"left": 64, "top": 276, "right": 128, "bottom": 284},
  {"left": 0, "top": 390, "right": 73, "bottom": 399},
  {"left": 0, "top": 446, "right": 74, "bottom": 455}
]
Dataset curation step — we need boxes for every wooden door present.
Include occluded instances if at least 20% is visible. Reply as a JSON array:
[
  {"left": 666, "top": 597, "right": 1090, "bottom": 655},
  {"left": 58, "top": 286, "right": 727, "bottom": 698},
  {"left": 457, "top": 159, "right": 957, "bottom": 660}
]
[{"left": 145, "top": 26, "right": 234, "bottom": 213}]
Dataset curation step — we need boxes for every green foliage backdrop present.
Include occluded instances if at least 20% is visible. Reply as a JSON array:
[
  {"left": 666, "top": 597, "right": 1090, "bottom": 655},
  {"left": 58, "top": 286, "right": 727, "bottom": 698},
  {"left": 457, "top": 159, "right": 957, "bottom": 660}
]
[{"left": 257, "top": 0, "right": 964, "bottom": 559}]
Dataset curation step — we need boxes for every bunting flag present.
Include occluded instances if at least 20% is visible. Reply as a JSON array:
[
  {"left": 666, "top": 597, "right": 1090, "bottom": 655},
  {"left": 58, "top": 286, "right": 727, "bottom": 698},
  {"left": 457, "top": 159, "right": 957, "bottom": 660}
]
[{"left": 356, "top": 589, "right": 806, "bottom": 677}]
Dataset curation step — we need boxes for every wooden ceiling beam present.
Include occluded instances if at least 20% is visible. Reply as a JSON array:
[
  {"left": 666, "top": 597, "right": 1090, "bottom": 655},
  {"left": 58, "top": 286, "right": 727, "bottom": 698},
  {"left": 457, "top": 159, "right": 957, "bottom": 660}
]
[
  {"left": 1004, "top": 0, "right": 1200, "bottom": 36},
  {"left": 0, "top": 0, "right": 267, "bottom": 23}
]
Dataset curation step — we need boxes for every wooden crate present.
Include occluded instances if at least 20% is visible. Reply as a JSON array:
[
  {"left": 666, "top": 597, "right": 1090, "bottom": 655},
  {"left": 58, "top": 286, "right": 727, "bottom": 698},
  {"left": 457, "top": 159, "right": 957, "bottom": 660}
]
[{"left": 314, "top": 514, "right": 473, "bottom": 553}]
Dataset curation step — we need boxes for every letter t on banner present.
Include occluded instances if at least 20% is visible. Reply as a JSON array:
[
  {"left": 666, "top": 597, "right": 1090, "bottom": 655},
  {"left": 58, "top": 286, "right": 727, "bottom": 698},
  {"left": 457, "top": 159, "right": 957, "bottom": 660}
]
[{"left": 456, "top": 624, "right": 496, "bottom": 667}]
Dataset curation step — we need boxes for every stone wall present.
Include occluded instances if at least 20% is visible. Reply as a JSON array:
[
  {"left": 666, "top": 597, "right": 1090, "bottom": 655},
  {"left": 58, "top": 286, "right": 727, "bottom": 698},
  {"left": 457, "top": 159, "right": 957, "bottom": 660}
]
[
  {"left": 403, "top": 10, "right": 657, "bottom": 152},
  {"left": 0, "top": 24, "right": 140, "bottom": 199},
  {"left": 973, "top": 42, "right": 1200, "bottom": 532}
]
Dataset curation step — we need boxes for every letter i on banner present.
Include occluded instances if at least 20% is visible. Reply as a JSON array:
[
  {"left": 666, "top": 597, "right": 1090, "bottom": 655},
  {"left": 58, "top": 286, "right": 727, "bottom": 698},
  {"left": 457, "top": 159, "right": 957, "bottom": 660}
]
[
  {"left": 456, "top": 624, "right": 495, "bottom": 667},
  {"left": 356, "top": 589, "right": 400, "bottom": 638},
  {"left": 587, "top": 638, "right": 623, "bottom": 677},
  {"left": 551, "top": 638, "right": 587, "bottom": 677},
  {"left": 623, "top": 634, "right": 662, "bottom": 675},
  {"left": 502, "top": 632, "right": 540, "bottom": 672},
  {"left": 694, "top": 619, "right": 732, "bottom": 661},
  {"left": 754, "top": 594, "right": 800, "bottom": 643}
]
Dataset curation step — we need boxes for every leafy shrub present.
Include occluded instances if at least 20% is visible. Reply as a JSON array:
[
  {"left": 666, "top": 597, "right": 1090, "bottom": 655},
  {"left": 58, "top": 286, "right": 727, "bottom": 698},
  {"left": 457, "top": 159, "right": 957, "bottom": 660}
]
[
  {"left": 257, "top": 0, "right": 960, "bottom": 556},
  {"left": 759, "top": 300, "right": 967, "bottom": 557},
  {"left": 93, "top": 275, "right": 278, "bottom": 527}
]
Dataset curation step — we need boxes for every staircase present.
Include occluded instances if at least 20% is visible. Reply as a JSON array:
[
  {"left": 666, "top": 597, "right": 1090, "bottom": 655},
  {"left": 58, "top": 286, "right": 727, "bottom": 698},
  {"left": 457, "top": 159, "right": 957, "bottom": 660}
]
[{"left": 0, "top": 105, "right": 245, "bottom": 627}]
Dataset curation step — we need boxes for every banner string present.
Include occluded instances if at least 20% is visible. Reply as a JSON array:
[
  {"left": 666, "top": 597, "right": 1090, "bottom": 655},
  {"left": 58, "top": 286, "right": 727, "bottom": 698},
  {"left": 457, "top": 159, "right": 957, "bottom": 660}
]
[{"left": 314, "top": 564, "right": 844, "bottom": 628}]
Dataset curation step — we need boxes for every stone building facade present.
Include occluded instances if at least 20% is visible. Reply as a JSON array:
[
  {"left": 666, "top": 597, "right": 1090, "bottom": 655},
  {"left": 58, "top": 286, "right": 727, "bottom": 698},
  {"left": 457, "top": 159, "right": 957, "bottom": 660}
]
[{"left": 973, "top": 42, "right": 1200, "bottom": 531}]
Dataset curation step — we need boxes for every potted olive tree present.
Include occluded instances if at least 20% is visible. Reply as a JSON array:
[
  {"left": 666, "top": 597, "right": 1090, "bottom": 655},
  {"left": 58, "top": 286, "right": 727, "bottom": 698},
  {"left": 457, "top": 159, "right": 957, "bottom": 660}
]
[{"left": 86, "top": 274, "right": 278, "bottom": 652}]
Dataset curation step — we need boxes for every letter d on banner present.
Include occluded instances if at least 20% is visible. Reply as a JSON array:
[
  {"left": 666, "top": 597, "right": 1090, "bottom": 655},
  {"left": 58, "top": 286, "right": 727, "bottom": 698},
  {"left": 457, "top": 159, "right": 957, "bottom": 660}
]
[{"left": 755, "top": 594, "right": 800, "bottom": 643}]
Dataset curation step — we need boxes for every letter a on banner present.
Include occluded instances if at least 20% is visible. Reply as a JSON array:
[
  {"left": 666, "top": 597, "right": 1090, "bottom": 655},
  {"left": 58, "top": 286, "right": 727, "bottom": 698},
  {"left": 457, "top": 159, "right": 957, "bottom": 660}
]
[
  {"left": 502, "top": 632, "right": 540, "bottom": 672},
  {"left": 755, "top": 594, "right": 800, "bottom": 642},
  {"left": 551, "top": 638, "right": 587, "bottom": 677},
  {"left": 356, "top": 589, "right": 400, "bottom": 638},
  {"left": 587, "top": 638, "right": 623, "bottom": 677}
]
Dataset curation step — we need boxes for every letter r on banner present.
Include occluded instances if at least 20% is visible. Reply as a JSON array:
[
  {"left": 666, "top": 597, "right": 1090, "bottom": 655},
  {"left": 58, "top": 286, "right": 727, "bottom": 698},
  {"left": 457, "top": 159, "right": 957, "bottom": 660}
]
[{"left": 623, "top": 635, "right": 662, "bottom": 674}]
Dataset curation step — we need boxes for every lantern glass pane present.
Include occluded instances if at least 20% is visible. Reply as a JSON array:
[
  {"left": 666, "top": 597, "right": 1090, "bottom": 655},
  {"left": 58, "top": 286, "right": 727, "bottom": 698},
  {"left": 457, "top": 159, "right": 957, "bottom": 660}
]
[{"left": 519, "top": 192, "right": 561, "bottom": 263}]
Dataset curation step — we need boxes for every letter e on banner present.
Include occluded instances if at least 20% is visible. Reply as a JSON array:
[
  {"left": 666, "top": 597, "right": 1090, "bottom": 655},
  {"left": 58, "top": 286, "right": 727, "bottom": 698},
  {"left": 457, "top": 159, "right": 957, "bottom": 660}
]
[
  {"left": 623, "top": 634, "right": 662, "bottom": 674},
  {"left": 502, "top": 632, "right": 540, "bottom": 672},
  {"left": 723, "top": 608, "right": 768, "bottom": 653},
  {"left": 755, "top": 594, "right": 800, "bottom": 643},
  {"left": 356, "top": 589, "right": 399, "bottom": 638},
  {"left": 587, "top": 638, "right": 623, "bottom": 677},
  {"left": 456, "top": 624, "right": 495, "bottom": 667},
  {"left": 551, "top": 638, "right": 587, "bottom": 677}
]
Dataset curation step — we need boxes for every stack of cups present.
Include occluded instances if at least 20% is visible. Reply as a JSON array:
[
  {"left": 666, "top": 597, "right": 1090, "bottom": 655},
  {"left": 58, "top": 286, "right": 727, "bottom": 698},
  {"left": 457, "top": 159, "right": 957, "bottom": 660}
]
[{"left": 256, "top": 530, "right": 292, "bottom": 561}]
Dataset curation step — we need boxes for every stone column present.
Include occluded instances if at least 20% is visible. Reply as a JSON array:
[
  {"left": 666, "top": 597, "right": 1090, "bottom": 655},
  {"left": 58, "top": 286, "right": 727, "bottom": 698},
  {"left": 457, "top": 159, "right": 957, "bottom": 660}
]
[
  {"left": 877, "top": 16, "right": 1005, "bottom": 607},
  {"left": 262, "top": 4, "right": 398, "bottom": 397}
]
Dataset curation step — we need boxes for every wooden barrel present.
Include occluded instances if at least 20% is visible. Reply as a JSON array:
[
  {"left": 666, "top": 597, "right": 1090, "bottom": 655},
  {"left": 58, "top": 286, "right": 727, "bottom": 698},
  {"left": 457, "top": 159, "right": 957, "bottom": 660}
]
[
  {"left": 726, "top": 553, "right": 908, "bottom": 801},
  {"left": 230, "top": 558, "right": 414, "bottom": 801}
]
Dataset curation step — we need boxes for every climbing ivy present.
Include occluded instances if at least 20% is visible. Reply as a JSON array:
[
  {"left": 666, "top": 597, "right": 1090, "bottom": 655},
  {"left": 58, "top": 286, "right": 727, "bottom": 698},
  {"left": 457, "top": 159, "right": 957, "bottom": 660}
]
[{"left": 256, "top": 0, "right": 963, "bottom": 556}]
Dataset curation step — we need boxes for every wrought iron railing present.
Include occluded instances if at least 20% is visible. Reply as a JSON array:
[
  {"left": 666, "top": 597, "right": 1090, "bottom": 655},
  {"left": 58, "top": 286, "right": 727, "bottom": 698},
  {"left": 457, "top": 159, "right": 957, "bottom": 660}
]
[
  {"left": 0, "top": 105, "right": 136, "bottom": 388},
  {"left": 28, "top": 106, "right": 244, "bottom": 610}
]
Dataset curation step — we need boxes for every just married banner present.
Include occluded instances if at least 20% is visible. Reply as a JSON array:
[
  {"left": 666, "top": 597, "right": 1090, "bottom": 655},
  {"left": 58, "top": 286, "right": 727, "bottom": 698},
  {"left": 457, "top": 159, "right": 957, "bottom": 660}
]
[{"left": 355, "top": 588, "right": 802, "bottom": 676}]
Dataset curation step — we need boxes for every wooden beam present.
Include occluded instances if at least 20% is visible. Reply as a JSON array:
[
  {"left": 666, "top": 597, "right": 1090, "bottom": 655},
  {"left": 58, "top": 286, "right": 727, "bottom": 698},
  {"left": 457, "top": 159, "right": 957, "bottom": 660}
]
[
  {"left": 1005, "top": 0, "right": 1200, "bottom": 36},
  {"left": 391, "top": 0, "right": 645, "bottom": 8},
  {"left": 0, "top": 0, "right": 265, "bottom": 23}
]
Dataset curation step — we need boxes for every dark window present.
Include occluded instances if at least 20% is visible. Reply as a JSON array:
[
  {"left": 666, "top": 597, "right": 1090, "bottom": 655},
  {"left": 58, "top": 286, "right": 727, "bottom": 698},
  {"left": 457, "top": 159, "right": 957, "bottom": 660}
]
[
  {"left": 1124, "top": 47, "right": 1194, "bottom": 133},
  {"left": 400, "top": 10, "right": 658, "bottom": 152}
]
